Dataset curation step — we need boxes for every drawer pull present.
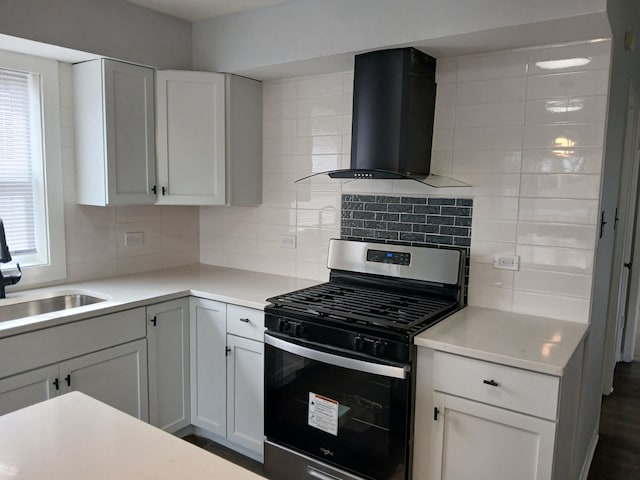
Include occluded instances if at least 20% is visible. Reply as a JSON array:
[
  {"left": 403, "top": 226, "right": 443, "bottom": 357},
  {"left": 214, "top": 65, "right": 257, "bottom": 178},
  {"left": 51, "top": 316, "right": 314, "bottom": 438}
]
[
  {"left": 483, "top": 379, "right": 499, "bottom": 387},
  {"left": 239, "top": 317, "right": 251, "bottom": 323}
]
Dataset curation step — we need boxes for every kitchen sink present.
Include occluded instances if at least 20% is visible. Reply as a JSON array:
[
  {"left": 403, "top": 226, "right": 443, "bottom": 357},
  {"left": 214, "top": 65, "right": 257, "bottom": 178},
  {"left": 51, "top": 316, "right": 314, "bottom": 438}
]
[{"left": 0, "top": 293, "right": 106, "bottom": 323}]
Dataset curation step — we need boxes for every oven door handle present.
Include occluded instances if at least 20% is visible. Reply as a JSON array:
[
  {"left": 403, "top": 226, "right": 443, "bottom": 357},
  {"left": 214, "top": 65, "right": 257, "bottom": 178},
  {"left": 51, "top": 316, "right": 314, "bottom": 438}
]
[{"left": 264, "top": 333, "right": 409, "bottom": 379}]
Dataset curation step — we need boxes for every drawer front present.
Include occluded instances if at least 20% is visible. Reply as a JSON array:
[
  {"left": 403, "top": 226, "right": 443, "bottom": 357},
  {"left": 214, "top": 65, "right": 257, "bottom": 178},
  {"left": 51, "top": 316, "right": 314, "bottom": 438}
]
[
  {"left": 227, "top": 304, "right": 264, "bottom": 342},
  {"left": 0, "top": 307, "right": 147, "bottom": 379},
  {"left": 433, "top": 351, "right": 559, "bottom": 420}
]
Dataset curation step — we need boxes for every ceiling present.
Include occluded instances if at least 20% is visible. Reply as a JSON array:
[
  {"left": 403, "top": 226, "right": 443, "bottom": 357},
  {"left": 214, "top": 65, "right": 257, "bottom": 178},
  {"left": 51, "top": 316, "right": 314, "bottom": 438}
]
[{"left": 127, "top": 0, "right": 291, "bottom": 22}]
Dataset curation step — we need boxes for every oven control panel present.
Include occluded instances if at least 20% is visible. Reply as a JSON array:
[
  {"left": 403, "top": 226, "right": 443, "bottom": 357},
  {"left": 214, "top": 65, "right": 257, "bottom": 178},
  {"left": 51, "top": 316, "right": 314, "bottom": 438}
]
[{"left": 366, "top": 249, "right": 411, "bottom": 266}]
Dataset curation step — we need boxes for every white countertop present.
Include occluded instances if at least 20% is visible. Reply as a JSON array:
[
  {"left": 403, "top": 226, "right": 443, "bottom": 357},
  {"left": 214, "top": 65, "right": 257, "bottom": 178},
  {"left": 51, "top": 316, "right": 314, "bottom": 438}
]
[
  {"left": 0, "top": 392, "right": 265, "bottom": 480},
  {"left": 0, "top": 264, "right": 319, "bottom": 338},
  {"left": 414, "top": 306, "right": 588, "bottom": 376}
]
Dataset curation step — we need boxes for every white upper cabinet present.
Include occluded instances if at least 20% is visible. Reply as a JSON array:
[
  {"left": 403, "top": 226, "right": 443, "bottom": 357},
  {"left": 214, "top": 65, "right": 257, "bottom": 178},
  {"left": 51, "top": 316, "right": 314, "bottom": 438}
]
[
  {"left": 156, "top": 71, "right": 262, "bottom": 206},
  {"left": 74, "top": 58, "right": 157, "bottom": 206}
]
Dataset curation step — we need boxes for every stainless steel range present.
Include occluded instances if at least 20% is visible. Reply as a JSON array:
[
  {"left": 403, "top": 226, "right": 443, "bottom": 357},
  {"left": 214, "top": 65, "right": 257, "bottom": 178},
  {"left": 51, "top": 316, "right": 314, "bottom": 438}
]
[{"left": 264, "top": 239, "right": 465, "bottom": 480}]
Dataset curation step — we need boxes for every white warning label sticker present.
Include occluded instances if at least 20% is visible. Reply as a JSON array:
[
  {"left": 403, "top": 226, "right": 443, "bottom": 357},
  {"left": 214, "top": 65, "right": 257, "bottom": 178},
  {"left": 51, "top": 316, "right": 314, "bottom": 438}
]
[{"left": 308, "top": 392, "right": 339, "bottom": 436}]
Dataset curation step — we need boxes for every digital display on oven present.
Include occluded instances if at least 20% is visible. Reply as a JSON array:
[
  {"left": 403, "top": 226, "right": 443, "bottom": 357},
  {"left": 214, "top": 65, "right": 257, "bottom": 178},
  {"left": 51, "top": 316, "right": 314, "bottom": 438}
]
[{"left": 366, "top": 249, "right": 411, "bottom": 265}]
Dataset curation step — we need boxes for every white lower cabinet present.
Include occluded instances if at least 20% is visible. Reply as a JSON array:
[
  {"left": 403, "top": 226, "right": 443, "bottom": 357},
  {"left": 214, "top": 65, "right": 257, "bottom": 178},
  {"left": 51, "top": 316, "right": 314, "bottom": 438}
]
[
  {"left": 226, "top": 333, "right": 264, "bottom": 453},
  {"left": 147, "top": 298, "right": 190, "bottom": 433},
  {"left": 0, "top": 340, "right": 148, "bottom": 420},
  {"left": 431, "top": 392, "right": 555, "bottom": 480},
  {"left": 190, "top": 297, "right": 264, "bottom": 459},
  {"left": 59, "top": 340, "right": 149, "bottom": 421},
  {"left": 0, "top": 308, "right": 148, "bottom": 420},
  {"left": 0, "top": 365, "right": 59, "bottom": 416},
  {"left": 416, "top": 347, "right": 584, "bottom": 480}
]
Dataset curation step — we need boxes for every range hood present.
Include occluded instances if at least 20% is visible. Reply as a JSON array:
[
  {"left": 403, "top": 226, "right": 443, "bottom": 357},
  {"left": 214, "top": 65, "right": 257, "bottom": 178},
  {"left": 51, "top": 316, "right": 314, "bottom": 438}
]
[{"left": 297, "top": 47, "right": 468, "bottom": 188}]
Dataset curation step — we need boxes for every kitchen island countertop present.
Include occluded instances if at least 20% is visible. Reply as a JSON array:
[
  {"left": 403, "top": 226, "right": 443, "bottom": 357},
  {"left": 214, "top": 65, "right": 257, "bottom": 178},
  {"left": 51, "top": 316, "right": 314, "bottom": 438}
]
[
  {"left": 415, "top": 306, "right": 589, "bottom": 376},
  {"left": 0, "top": 391, "right": 265, "bottom": 480}
]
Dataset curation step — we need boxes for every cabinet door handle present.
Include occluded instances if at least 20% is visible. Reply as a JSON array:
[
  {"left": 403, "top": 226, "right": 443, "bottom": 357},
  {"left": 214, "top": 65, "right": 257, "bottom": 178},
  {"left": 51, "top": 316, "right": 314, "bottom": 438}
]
[
  {"left": 65, "top": 374, "right": 71, "bottom": 387},
  {"left": 162, "top": 186, "right": 167, "bottom": 196},
  {"left": 225, "top": 346, "right": 231, "bottom": 356},
  {"left": 433, "top": 407, "right": 440, "bottom": 421},
  {"left": 53, "top": 378, "right": 60, "bottom": 391},
  {"left": 151, "top": 185, "right": 157, "bottom": 194},
  {"left": 150, "top": 316, "right": 157, "bottom": 326},
  {"left": 483, "top": 379, "right": 499, "bottom": 387},
  {"left": 239, "top": 317, "right": 251, "bottom": 323}
]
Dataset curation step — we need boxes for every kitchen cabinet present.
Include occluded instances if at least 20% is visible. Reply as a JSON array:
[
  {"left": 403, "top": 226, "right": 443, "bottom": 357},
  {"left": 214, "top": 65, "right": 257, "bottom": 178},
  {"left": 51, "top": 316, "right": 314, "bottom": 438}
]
[
  {"left": 0, "top": 365, "right": 58, "bottom": 416},
  {"left": 0, "top": 340, "right": 148, "bottom": 420},
  {"left": 156, "top": 71, "right": 262, "bottom": 206},
  {"left": 416, "top": 346, "right": 584, "bottom": 480},
  {"left": 74, "top": 58, "right": 157, "bottom": 206},
  {"left": 0, "top": 307, "right": 148, "bottom": 419},
  {"left": 58, "top": 340, "right": 149, "bottom": 421},
  {"left": 147, "top": 298, "right": 190, "bottom": 433},
  {"left": 189, "top": 298, "right": 264, "bottom": 459}
]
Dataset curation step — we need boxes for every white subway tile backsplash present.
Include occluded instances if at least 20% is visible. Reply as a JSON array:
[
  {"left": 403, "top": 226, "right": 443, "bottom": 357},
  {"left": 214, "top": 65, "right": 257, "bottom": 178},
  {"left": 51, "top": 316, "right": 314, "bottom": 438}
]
[
  {"left": 297, "top": 115, "right": 343, "bottom": 136},
  {"left": 457, "top": 51, "right": 528, "bottom": 81},
  {"left": 522, "top": 148, "right": 603, "bottom": 173},
  {"left": 454, "top": 102, "right": 524, "bottom": 128},
  {"left": 514, "top": 268, "right": 593, "bottom": 299},
  {"left": 525, "top": 96, "right": 608, "bottom": 125},
  {"left": 297, "top": 95, "right": 345, "bottom": 117},
  {"left": 526, "top": 69, "right": 610, "bottom": 99},
  {"left": 451, "top": 150, "right": 522, "bottom": 173},
  {"left": 512, "top": 290, "right": 591, "bottom": 323},
  {"left": 432, "top": 128, "right": 454, "bottom": 151},
  {"left": 516, "top": 245, "right": 595, "bottom": 275},
  {"left": 518, "top": 198, "right": 599, "bottom": 225},
  {"left": 517, "top": 222, "right": 597, "bottom": 249},
  {"left": 454, "top": 126, "right": 524, "bottom": 150},
  {"left": 297, "top": 135, "right": 343, "bottom": 155},
  {"left": 469, "top": 240, "right": 517, "bottom": 264},
  {"left": 456, "top": 77, "right": 526, "bottom": 105},
  {"left": 523, "top": 123, "right": 605, "bottom": 149},
  {"left": 472, "top": 196, "right": 519, "bottom": 220},
  {"left": 435, "top": 82, "right": 457, "bottom": 107},
  {"left": 434, "top": 105, "right": 455, "bottom": 129},
  {"left": 472, "top": 219, "right": 518, "bottom": 243},
  {"left": 520, "top": 174, "right": 601, "bottom": 199},
  {"left": 435, "top": 58, "right": 458, "bottom": 84},
  {"left": 297, "top": 74, "right": 344, "bottom": 98},
  {"left": 527, "top": 40, "right": 611, "bottom": 75}
]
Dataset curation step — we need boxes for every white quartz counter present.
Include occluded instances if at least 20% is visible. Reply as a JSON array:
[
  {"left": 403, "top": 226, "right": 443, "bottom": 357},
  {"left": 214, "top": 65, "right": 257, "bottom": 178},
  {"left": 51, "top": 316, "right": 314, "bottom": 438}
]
[
  {"left": 0, "top": 264, "right": 319, "bottom": 338},
  {"left": 0, "top": 391, "right": 265, "bottom": 480},
  {"left": 414, "top": 306, "right": 588, "bottom": 376}
]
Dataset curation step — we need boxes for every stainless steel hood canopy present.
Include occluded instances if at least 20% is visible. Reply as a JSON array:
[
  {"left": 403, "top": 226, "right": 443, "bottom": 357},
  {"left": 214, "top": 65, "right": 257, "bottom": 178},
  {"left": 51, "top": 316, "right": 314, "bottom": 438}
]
[{"left": 297, "top": 47, "right": 468, "bottom": 188}]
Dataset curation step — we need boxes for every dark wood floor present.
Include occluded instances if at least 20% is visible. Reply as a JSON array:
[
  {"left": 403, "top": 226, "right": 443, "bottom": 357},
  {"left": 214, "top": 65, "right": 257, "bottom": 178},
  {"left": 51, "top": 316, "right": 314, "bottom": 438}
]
[
  {"left": 183, "top": 434, "right": 266, "bottom": 476},
  {"left": 588, "top": 360, "right": 640, "bottom": 480}
]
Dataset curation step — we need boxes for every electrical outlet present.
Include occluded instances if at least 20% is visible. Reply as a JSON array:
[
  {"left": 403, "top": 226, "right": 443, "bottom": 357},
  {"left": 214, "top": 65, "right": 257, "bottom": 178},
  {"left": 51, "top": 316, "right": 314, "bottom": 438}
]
[
  {"left": 125, "top": 231, "right": 144, "bottom": 247},
  {"left": 493, "top": 255, "right": 520, "bottom": 271},
  {"left": 280, "top": 235, "right": 297, "bottom": 249}
]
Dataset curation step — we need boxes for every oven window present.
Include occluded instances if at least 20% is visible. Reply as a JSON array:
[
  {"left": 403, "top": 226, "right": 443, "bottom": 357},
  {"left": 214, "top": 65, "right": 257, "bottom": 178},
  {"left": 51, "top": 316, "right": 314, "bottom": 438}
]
[{"left": 265, "top": 339, "right": 410, "bottom": 480}]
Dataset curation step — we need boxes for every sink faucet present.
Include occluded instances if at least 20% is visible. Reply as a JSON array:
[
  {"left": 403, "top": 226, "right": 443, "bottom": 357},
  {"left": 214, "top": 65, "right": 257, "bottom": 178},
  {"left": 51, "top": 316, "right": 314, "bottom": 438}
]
[{"left": 0, "top": 218, "right": 22, "bottom": 299}]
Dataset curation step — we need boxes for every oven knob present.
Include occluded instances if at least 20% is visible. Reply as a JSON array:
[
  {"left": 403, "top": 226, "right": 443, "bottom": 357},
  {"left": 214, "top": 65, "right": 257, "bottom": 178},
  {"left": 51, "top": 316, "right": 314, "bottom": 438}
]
[
  {"left": 352, "top": 336, "right": 364, "bottom": 351},
  {"left": 292, "top": 323, "right": 303, "bottom": 337},
  {"left": 277, "top": 319, "right": 287, "bottom": 332},
  {"left": 373, "top": 341, "right": 385, "bottom": 356}
]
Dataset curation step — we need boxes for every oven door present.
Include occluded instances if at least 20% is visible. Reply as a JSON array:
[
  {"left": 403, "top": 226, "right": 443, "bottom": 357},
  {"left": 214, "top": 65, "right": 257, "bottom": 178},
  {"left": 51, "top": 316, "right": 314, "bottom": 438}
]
[{"left": 264, "top": 332, "right": 411, "bottom": 480}]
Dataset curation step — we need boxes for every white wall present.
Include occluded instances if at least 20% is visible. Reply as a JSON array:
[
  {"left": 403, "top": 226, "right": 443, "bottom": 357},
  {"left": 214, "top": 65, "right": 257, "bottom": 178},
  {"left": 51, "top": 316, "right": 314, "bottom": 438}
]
[
  {"left": 0, "top": 0, "right": 192, "bottom": 69},
  {"left": 193, "top": 0, "right": 608, "bottom": 77},
  {"left": 200, "top": 39, "right": 610, "bottom": 325},
  {"left": 57, "top": 63, "right": 199, "bottom": 282}
]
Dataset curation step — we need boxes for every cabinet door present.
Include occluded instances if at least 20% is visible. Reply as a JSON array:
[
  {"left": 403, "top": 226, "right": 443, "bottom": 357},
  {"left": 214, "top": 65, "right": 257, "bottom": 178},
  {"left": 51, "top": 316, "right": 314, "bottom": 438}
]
[
  {"left": 156, "top": 71, "right": 226, "bottom": 205},
  {"left": 103, "top": 59, "right": 157, "bottom": 205},
  {"left": 226, "top": 334, "right": 264, "bottom": 456},
  {"left": 147, "top": 298, "right": 190, "bottom": 433},
  {"left": 59, "top": 339, "right": 149, "bottom": 421},
  {"left": 189, "top": 298, "right": 227, "bottom": 435},
  {"left": 0, "top": 365, "right": 59, "bottom": 416},
  {"left": 431, "top": 392, "right": 555, "bottom": 480}
]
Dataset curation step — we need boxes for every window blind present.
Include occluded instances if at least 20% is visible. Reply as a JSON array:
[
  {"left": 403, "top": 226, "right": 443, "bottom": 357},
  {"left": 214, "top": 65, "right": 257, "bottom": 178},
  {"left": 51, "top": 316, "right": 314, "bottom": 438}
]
[{"left": 0, "top": 68, "right": 38, "bottom": 256}]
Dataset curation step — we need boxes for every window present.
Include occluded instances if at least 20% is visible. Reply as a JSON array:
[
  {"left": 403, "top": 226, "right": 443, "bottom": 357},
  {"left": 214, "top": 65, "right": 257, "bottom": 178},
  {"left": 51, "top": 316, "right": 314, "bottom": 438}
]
[{"left": 0, "top": 50, "right": 65, "bottom": 287}]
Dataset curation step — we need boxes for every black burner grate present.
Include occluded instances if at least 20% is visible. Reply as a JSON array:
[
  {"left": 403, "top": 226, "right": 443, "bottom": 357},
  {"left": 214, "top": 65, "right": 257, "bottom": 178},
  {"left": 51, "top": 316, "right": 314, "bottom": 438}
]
[{"left": 267, "top": 283, "right": 456, "bottom": 334}]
